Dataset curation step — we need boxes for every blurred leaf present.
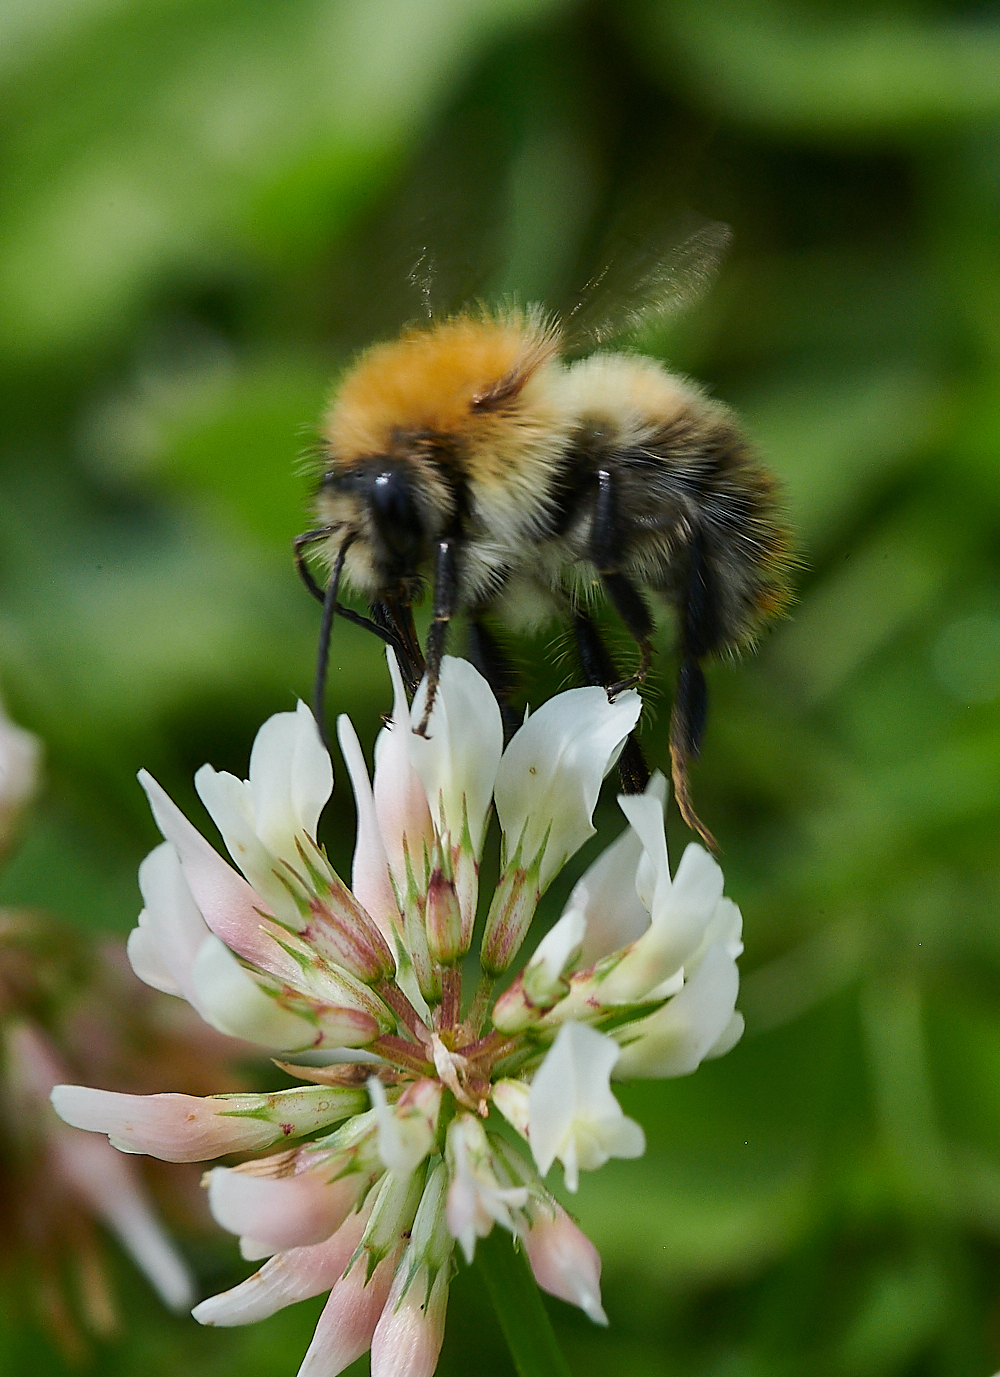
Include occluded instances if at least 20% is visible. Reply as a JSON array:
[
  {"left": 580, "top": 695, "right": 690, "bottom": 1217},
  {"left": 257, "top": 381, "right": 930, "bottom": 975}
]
[{"left": 626, "top": 0, "right": 1000, "bottom": 138}]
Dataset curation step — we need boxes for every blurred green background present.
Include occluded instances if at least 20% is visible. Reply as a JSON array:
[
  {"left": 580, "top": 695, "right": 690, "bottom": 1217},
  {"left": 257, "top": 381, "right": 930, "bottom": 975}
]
[{"left": 2, "top": 0, "right": 1000, "bottom": 1372}]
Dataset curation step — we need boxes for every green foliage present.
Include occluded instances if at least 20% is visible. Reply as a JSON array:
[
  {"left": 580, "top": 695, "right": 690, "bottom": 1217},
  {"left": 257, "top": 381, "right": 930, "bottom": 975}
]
[{"left": 2, "top": 0, "right": 1000, "bottom": 1372}]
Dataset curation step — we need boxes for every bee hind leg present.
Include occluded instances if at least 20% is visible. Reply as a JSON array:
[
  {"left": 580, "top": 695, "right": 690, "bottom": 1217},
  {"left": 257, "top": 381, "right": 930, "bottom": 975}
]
[
  {"left": 668, "top": 658, "right": 718, "bottom": 853},
  {"left": 468, "top": 618, "right": 520, "bottom": 744},
  {"left": 668, "top": 526, "right": 720, "bottom": 853},
  {"left": 573, "top": 610, "right": 650, "bottom": 795}
]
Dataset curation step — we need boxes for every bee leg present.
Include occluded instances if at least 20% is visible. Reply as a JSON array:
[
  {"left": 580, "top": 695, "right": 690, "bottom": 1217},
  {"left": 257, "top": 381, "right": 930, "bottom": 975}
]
[
  {"left": 573, "top": 610, "right": 650, "bottom": 795},
  {"left": 589, "top": 469, "right": 654, "bottom": 692},
  {"left": 294, "top": 527, "right": 337, "bottom": 604},
  {"left": 371, "top": 599, "right": 424, "bottom": 695},
  {"left": 598, "top": 572, "right": 654, "bottom": 695},
  {"left": 295, "top": 529, "right": 411, "bottom": 668},
  {"left": 383, "top": 595, "right": 427, "bottom": 685},
  {"left": 312, "top": 539, "right": 353, "bottom": 752},
  {"left": 468, "top": 618, "right": 520, "bottom": 744},
  {"left": 415, "top": 536, "right": 458, "bottom": 737},
  {"left": 668, "top": 528, "right": 719, "bottom": 853}
]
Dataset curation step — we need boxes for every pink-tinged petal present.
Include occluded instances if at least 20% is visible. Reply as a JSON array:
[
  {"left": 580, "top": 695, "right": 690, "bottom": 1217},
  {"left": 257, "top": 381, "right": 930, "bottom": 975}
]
[
  {"left": 248, "top": 702, "right": 332, "bottom": 857},
  {"left": 6, "top": 1018, "right": 68, "bottom": 1100},
  {"left": 138, "top": 770, "right": 293, "bottom": 980},
  {"left": 195, "top": 764, "right": 305, "bottom": 928},
  {"left": 369, "top": 1263, "right": 449, "bottom": 1377},
  {"left": 297, "top": 1249, "right": 399, "bottom": 1377},
  {"left": 50, "top": 1085, "right": 359, "bottom": 1162},
  {"left": 193, "top": 1201, "right": 372, "bottom": 1327},
  {"left": 522, "top": 1203, "right": 607, "bottom": 1326},
  {"left": 336, "top": 714, "right": 400, "bottom": 944},
  {"left": 373, "top": 652, "right": 435, "bottom": 888},
  {"left": 207, "top": 1166, "right": 362, "bottom": 1254}
]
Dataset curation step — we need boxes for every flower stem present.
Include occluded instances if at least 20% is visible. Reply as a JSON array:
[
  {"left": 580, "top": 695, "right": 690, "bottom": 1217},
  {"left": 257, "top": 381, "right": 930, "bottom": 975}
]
[
  {"left": 475, "top": 1230, "right": 573, "bottom": 1377},
  {"left": 465, "top": 971, "right": 494, "bottom": 1035}
]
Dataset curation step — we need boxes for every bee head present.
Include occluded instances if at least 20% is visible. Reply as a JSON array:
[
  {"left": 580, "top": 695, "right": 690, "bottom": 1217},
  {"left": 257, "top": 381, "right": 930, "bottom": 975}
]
[{"left": 319, "top": 459, "right": 433, "bottom": 581}]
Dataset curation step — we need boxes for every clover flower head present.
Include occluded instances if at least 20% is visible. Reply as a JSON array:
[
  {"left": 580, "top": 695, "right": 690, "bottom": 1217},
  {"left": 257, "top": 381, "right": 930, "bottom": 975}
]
[{"left": 52, "top": 652, "right": 744, "bottom": 1376}]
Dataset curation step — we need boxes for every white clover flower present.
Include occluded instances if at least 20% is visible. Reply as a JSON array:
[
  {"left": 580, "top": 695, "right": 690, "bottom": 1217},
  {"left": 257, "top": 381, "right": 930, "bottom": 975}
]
[
  {"left": 444, "top": 1114, "right": 528, "bottom": 1264},
  {"left": 528, "top": 1022, "right": 645, "bottom": 1192},
  {"left": 51, "top": 654, "right": 744, "bottom": 1377}
]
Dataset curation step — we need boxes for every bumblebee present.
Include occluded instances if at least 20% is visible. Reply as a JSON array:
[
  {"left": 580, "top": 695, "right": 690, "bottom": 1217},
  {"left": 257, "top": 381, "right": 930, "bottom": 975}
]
[{"left": 296, "top": 228, "right": 790, "bottom": 848}]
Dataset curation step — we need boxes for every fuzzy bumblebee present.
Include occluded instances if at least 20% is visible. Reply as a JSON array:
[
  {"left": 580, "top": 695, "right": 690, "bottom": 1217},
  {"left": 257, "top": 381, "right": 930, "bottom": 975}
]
[{"left": 296, "top": 249, "right": 791, "bottom": 848}]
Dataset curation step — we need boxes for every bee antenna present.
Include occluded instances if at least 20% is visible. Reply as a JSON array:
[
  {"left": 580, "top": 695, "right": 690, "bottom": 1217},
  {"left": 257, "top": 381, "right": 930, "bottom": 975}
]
[{"left": 313, "top": 538, "right": 353, "bottom": 753}]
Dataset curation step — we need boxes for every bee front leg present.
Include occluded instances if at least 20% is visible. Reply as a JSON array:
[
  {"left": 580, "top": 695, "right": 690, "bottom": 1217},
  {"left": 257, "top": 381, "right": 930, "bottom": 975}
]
[
  {"left": 293, "top": 526, "right": 338, "bottom": 604},
  {"left": 415, "top": 535, "right": 458, "bottom": 736}
]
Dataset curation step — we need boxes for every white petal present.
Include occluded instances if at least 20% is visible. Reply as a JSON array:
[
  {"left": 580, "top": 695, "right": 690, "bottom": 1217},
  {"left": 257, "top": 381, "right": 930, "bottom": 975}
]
[
  {"left": 207, "top": 1167, "right": 360, "bottom": 1253},
  {"left": 0, "top": 708, "right": 41, "bottom": 807},
  {"left": 193, "top": 1205, "right": 371, "bottom": 1327},
  {"left": 526, "top": 907, "right": 587, "bottom": 996},
  {"left": 126, "top": 920, "right": 181, "bottom": 997},
  {"left": 563, "top": 792, "right": 654, "bottom": 968},
  {"left": 409, "top": 656, "right": 503, "bottom": 855},
  {"left": 614, "top": 941, "right": 741, "bottom": 1079},
  {"left": 368, "top": 1077, "right": 437, "bottom": 1177},
  {"left": 665, "top": 843, "right": 726, "bottom": 936},
  {"left": 596, "top": 840, "right": 727, "bottom": 1004},
  {"left": 337, "top": 714, "right": 399, "bottom": 945},
  {"left": 528, "top": 1022, "right": 644, "bottom": 1190},
  {"left": 491, "top": 1079, "right": 530, "bottom": 1139},
  {"left": 135, "top": 842, "right": 212, "bottom": 1004},
  {"left": 190, "top": 935, "right": 316, "bottom": 1050},
  {"left": 617, "top": 791, "right": 670, "bottom": 910},
  {"left": 632, "top": 772, "right": 668, "bottom": 909},
  {"left": 249, "top": 702, "right": 332, "bottom": 856},
  {"left": 495, "top": 687, "right": 641, "bottom": 890},
  {"left": 706, "top": 1011, "right": 745, "bottom": 1060}
]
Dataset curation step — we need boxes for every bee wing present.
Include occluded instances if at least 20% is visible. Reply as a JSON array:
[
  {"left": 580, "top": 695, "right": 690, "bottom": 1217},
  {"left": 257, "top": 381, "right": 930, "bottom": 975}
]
[{"left": 562, "top": 214, "right": 732, "bottom": 352}]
